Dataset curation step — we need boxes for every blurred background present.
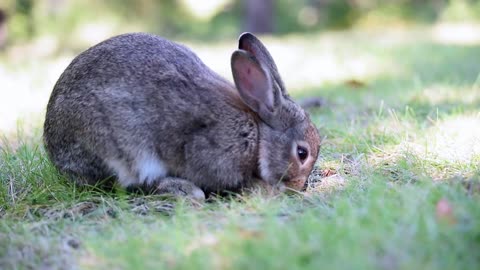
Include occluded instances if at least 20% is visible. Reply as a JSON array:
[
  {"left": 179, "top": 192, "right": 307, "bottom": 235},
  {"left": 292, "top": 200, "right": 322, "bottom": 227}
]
[
  {"left": 1, "top": 0, "right": 480, "bottom": 137},
  {"left": 1, "top": 0, "right": 480, "bottom": 44}
]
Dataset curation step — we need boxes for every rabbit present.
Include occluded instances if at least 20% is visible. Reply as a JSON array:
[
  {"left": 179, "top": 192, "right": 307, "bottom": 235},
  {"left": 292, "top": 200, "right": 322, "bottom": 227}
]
[{"left": 43, "top": 32, "right": 321, "bottom": 200}]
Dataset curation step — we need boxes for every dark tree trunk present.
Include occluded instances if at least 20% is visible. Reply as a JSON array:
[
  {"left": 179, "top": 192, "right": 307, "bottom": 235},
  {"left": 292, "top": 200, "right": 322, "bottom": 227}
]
[
  {"left": 0, "top": 9, "right": 7, "bottom": 48},
  {"left": 244, "top": 0, "right": 274, "bottom": 34}
]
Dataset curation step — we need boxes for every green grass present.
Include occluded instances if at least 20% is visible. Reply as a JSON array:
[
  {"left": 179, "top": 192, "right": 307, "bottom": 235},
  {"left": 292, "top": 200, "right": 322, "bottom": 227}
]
[{"left": 1, "top": 26, "right": 480, "bottom": 269}]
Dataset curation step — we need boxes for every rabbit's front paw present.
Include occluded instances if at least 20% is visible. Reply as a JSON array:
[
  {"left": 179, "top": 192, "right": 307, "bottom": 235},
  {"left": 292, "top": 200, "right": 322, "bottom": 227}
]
[{"left": 155, "top": 178, "right": 205, "bottom": 201}]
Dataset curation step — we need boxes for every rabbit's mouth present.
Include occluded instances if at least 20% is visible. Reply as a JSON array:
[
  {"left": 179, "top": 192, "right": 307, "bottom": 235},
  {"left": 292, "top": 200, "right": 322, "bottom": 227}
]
[{"left": 284, "top": 177, "right": 307, "bottom": 191}]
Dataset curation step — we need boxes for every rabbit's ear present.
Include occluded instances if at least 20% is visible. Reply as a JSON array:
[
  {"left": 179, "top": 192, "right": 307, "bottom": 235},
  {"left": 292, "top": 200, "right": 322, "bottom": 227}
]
[
  {"left": 238, "top": 32, "right": 287, "bottom": 96},
  {"left": 231, "top": 50, "right": 278, "bottom": 122}
]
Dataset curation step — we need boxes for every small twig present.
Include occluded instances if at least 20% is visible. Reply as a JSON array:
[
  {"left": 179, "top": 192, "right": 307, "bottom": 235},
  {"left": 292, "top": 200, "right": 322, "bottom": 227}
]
[{"left": 9, "top": 176, "right": 15, "bottom": 205}]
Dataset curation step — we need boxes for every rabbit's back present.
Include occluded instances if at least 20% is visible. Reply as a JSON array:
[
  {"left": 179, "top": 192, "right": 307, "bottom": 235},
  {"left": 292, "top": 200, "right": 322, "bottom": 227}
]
[{"left": 54, "top": 33, "right": 231, "bottom": 101}]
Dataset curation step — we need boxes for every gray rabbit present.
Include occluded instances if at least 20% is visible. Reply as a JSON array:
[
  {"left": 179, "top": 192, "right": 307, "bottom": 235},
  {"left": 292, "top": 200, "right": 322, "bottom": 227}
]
[{"left": 43, "top": 32, "right": 320, "bottom": 200}]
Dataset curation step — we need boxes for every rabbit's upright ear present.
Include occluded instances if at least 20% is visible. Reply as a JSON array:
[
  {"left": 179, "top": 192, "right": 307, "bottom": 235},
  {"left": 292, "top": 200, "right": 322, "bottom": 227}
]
[
  {"left": 231, "top": 50, "right": 278, "bottom": 122},
  {"left": 238, "top": 33, "right": 287, "bottom": 96}
]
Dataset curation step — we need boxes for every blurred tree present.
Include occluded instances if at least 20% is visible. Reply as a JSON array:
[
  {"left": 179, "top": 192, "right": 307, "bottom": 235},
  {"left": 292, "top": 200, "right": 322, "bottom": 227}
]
[
  {"left": 0, "top": 9, "right": 7, "bottom": 48},
  {"left": 244, "top": 0, "right": 274, "bottom": 33},
  {"left": 15, "top": 0, "right": 34, "bottom": 36}
]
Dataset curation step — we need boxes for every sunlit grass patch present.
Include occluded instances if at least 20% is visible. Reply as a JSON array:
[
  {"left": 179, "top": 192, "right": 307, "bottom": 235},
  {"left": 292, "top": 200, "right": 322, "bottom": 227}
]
[{"left": 358, "top": 108, "right": 479, "bottom": 182}]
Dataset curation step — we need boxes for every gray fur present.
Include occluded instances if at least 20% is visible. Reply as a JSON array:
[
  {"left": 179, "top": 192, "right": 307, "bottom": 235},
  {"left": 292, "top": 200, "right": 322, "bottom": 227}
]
[{"left": 43, "top": 33, "right": 321, "bottom": 198}]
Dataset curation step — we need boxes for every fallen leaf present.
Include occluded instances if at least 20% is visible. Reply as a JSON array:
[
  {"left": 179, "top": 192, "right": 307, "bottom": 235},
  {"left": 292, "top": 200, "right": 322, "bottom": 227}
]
[
  {"left": 238, "top": 229, "right": 264, "bottom": 240},
  {"left": 436, "top": 198, "right": 456, "bottom": 225},
  {"left": 321, "top": 168, "right": 337, "bottom": 177},
  {"left": 345, "top": 79, "right": 367, "bottom": 88}
]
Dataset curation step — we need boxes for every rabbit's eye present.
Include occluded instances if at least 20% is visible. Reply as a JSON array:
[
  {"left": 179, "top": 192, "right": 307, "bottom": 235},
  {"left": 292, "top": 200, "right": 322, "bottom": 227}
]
[{"left": 297, "top": 146, "right": 308, "bottom": 162}]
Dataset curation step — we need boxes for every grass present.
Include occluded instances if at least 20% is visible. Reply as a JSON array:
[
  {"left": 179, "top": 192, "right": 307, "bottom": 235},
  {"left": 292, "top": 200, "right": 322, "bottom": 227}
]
[{"left": 1, "top": 24, "right": 480, "bottom": 269}]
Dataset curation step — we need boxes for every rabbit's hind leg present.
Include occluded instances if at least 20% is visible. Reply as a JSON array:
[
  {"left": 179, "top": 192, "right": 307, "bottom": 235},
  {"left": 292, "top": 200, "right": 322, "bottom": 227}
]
[
  {"left": 105, "top": 151, "right": 205, "bottom": 200},
  {"left": 54, "top": 144, "right": 114, "bottom": 189}
]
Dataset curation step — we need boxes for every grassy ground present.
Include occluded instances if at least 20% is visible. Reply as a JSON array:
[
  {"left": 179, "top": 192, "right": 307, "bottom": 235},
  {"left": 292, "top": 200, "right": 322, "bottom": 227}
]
[{"left": 1, "top": 24, "right": 480, "bottom": 269}]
